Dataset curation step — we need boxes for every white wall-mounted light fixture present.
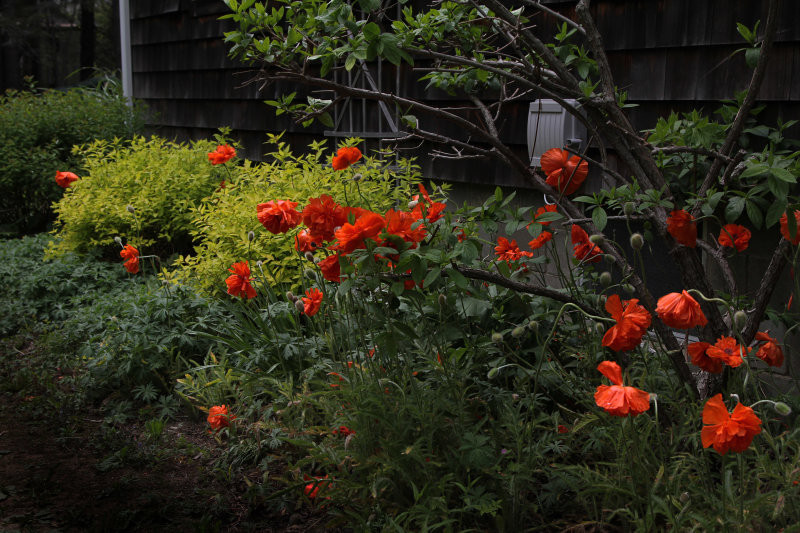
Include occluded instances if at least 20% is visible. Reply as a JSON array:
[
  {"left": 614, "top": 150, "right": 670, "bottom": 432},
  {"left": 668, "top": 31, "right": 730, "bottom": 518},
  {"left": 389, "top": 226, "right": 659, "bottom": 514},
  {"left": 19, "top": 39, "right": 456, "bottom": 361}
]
[{"left": 527, "top": 99, "right": 586, "bottom": 167}]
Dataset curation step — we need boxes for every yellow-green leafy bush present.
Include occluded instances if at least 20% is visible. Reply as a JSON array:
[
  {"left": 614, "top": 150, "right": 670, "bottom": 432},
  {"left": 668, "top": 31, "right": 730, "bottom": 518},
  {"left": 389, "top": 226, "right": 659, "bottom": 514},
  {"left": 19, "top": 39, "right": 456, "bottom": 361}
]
[
  {"left": 176, "top": 137, "right": 422, "bottom": 292},
  {"left": 48, "top": 136, "right": 228, "bottom": 259}
]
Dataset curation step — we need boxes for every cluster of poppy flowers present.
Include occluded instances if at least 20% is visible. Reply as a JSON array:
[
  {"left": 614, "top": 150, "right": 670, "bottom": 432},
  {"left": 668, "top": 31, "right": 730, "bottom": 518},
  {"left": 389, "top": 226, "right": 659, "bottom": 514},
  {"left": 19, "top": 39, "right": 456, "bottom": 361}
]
[{"left": 666, "top": 207, "right": 800, "bottom": 250}]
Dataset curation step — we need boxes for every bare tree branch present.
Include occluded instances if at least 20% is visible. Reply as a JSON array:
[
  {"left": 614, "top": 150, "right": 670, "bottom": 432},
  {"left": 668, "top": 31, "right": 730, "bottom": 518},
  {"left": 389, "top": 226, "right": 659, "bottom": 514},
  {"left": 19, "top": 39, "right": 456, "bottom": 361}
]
[{"left": 742, "top": 239, "right": 792, "bottom": 344}]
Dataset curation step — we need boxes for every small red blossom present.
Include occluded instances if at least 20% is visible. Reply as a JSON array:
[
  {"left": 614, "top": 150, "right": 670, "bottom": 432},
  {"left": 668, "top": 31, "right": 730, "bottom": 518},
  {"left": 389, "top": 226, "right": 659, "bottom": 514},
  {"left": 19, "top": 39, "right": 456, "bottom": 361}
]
[
  {"left": 302, "top": 195, "right": 347, "bottom": 242},
  {"left": 302, "top": 287, "right": 323, "bottom": 316},
  {"left": 718, "top": 224, "right": 751, "bottom": 252},
  {"left": 257, "top": 200, "right": 303, "bottom": 234},
  {"left": 303, "top": 474, "right": 330, "bottom": 499},
  {"left": 528, "top": 231, "right": 553, "bottom": 250},
  {"left": 532, "top": 204, "right": 559, "bottom": 227},
  {"left": 332, "top": 146, "right": 362, "bottom": 170},
  {"left": 655, "top": 290, "right": 708, "bottom": 329},
  {"left": 557, "top": 424, "right": 569, "bottom": 434},
  {"left": 318, "top": 254, "right": 342, "bottom": 283},
  {"left": 333, "top": 211, "right": 385, "bottom": 254},
  {"left": 328, "top": 371, "right": 345, "bottom": 388},
  {"left": 495, "top": 237, "right": 533, "bottom": 262},
  {"left": 226, "top": 261, "right": 257, "bottom": 299},
  {"left": 332, "top": 426, "right": 355, "bottom": 437},
  {"left": 411, "top": 184, "right": 447, "bottom": 222},
  {"left": 780, "top": 210, "right": 800, "bottom": 245},
  {"left": 295, "top": 229, "right": 323, "bottom": 253},
  {"left": 540, "top": 148, "right": 588, "bottom": 195},
  {"left": 55, "top": 170, "right": 79, "bottom": 188},
  {"left": 754, "top": 331, "right": 784, "bottom": 367},
  {"left": 594, "top": 361, "right": 650, "bottom": 417},
  {"left": 688, "top": 341, "right": 723, "bottom": 373},
  {"left": 384, "top": 208, "right": 426, "bottom": 244},
  {"left": 120, "top": 244, "right": 140, "bottom": 274},
  {"left": 207, "top": 405, "right": 236, "bottom": 430},
  {"left": 571, "top": 225, "right": 602, "bottom": 263},
  {"left": 208, "top": 144, "right": 236, "bottom": 165},
  {"left": 601, "top": 294, "right": 652, "bottom": 352},
  {"left": 705, "top": 336, "right": 746, "bottom": 368},
  {"left": 666, "top": 210, "right": 697, "bottom": 247},
  {"left": 701, "top": 394, "right": 762, "bottom": 455}
]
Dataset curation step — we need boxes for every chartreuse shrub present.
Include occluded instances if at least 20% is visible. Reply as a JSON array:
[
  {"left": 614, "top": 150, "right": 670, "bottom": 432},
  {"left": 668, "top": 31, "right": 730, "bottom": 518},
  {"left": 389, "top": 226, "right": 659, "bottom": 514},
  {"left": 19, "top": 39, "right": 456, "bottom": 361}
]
[
  {"left": 0, "top": 79, "right": 145, "bottom": 234},
  {"left": 47, "top": 136, "right": 228, "bottom": 260},
  {"left": 175, "top": 135, "right": 423, "bottom": 292}
]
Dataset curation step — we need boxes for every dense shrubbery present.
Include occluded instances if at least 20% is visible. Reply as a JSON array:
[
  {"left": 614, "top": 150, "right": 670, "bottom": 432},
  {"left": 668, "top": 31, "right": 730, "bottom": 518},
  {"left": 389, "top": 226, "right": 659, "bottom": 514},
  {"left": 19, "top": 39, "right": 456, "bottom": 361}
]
[
  {"left": 0, "top": 79, "right": 146, "bottom": 234},
  {"left": 48, "top": 136, "right": 226, "bottom": 261}
]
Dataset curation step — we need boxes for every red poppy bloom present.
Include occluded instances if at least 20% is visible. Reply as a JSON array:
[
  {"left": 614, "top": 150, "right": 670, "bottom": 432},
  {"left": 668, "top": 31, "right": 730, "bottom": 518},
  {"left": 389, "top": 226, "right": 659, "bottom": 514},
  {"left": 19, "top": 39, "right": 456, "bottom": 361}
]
[
  {"left": 302, "top": 195, "right": 347, "bottom": 242},
  {"left": 528, "top": 231, "right": 553, "bottom": 250},
  {"left": 688, "top": 341, "right": 723, "bottom": 373},
  {"left": 701, "top": 393, "right": 762, "bottom": 455},
  {"left": 55, "top": 170, "right": 79, "bottom": 188},
  {"left": 495, "top": 237, "right": 533, "bottom": 262},
  {"left": 655, "top": 290, "right": 708, "bottom": 329},
  {"left": 411, "top": 184, "right": 447, "bottom": 223},
  {"left": 601, "top": 294, "right": 652, "bottom": 352},
  {"left": 303, "top": 474, "right": 330, "bottom": 499},
  {"left": 318, "top": 254, "right": 342, "bottom": 282},
  {"left": 332, "top": 146, "right": 362, "bottom": 170},
  {"left": 302, "top": 287, "right": 323, "bottom": 316},
  {"left": 208, "top": 144, "right": 236, "bottom": 165},
  {"left": 571, "top": 225, "right": 602, "bottom": 263},
  {"left": 666, "top": 210, "right": 697, "bottom": 247},
  {"left": 207, "top": 405, "right": 236, "bottom": 430},
  {"left": 384, "top": 208, "right": 426, "bottom": 244},
  {"left": 257, "top": 200, "right": 303, "bottom": 234},
  {"left": 718, "top": 224, "right": 751, "bottom": 252},
  {"left": 780, "top": 210, "right": 800, "bottom": 245},
  {"left": 540, "top": 148, "right": 588, "bottom": 195},
  {"left": 295, "top": 229, "right": 322, "bottom": 253},
  {"left": 593, "top": 361, "right": 650, "bottom": 417},
  {"left": 705, "top": 336, "right": 745, "bottom": 368},
  {"left": 119, "top": 244, "right": 140, "bottom": 274},
  {"left": 557, "top": 424, "right": 569, "bottom": 434},
  {"left": 226, "top": 261, "right": 257, "bottom": 299},
  {"left": 532, "top": 204, "right": 559, "bottom": 226},
  {"left": 754, "top": 331, "right": 784, "bottom": 367},
  {"left": 333, "top": 211, "right": 385, "bottom": 254},
  {"left": 332, "top": 426, "right": 355, "bottom": 437}
]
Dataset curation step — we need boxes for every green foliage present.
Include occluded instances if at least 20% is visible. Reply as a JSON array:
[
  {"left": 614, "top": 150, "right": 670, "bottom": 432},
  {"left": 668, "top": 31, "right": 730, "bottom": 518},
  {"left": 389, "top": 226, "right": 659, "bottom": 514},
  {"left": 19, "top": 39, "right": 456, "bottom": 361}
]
[
  {"left": 48, "top": 136, "right": 227, "bottom": 260},
  {"left": 0, "top": 81, "right": 145, "bottom": 234},
  {"left": 176, "top": 136, "right": 422, "bottom": 292}
]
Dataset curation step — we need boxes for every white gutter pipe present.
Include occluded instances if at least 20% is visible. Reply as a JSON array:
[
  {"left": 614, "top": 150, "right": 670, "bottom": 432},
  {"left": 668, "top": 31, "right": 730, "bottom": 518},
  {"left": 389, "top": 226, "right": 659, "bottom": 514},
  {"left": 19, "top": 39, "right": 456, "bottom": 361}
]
[{"left": 119, "top": 0, "right": 133, "bottom": 104}]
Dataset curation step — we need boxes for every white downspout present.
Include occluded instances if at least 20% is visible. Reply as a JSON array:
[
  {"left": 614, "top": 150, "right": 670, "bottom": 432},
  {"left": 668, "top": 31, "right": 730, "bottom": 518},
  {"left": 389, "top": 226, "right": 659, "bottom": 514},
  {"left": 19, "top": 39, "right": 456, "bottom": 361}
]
[{"left": 119, "top": 0, "right": 133, "bottom": 104}]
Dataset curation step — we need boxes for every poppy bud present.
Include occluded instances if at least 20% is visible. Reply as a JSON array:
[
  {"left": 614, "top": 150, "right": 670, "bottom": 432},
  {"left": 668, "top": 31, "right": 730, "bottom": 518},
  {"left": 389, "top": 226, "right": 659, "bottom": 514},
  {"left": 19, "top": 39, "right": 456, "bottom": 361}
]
[
  {"left": 114, "top": 236, "right": 123, "bottom": 245},
  {"left": 527, "top": 320, "right": 539, "bottom": 333},
  {"left": 294, "top": 300, "right": 305, "bottom": 313},
  {"left": 126, "top": 204, "right": 136, "bottom": 214},
  {"left": 623, "top": 284, "right": 635, "bottom": 295},
  {"left": 408, "top": 200, "right": 419, "bottom": 209},
  {"left": 491, "top": 332, "right": 504, "bottom": 344},
  {"left": 623, "top": 202, "right": 635, "bottom": 216},
  {"left": 630, "top": 233, "right": 644, "bottom": 250},
  {"left": 679, "top": 492, "right": 690, "bottom": 504},
  {"left": 248, "top": 231, "right": 255, "bottom": 242},
  {"left": 304, "top": 251, "right": 315, "bottom": 262},
  {"left": 733, "top": 310, "right": 747, "bottom": 330},
  {"left": 511, "top": 326, "right": 525, "bottom": 338},
  {"left": 595, "top": 322, "right": 605, "bottom": 335},
  {"left": 304, "top": 268, "right": 316, "bottom": 280},
  {"left": 605, "top": 254, "right": 616, "bottom": 265},
  {"left": 589, "top": 234, "right": 604, "bottom": 245},
  {"left": 256, "top": 260, "right": 263, "bottom": 268},
  {"left": 438, "top": 294, "right": 447, "bottom": 307},
  {"left": 487, "top": 367, "right": 499, "bottom": 379},
  {"left": 352, "top": 173, "right": 363, "bottom": 182},
  {"left": 511, "top": 393, "right": 520, "bottom": 401},
  {"left": 774, "top": 402, "right": 792, "bottom": 416},
  {"left": 599, "top": 271, "right": 612, "bottom": 287},
  {"left": 286, "top": 291, "right": 297, "bottom": 302}
]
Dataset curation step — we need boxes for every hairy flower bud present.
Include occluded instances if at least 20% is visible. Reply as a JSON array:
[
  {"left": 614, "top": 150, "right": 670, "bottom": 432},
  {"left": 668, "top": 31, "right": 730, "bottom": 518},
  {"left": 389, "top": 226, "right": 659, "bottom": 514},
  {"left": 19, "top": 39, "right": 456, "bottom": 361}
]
[
  {"left": 286, "top": 291, "right": 297, "bottom": 303},
  {"left": 511, "top": 326, "right": 526, "bottom": 338},
  {"left": 527, "top": 320, "right": 539, "bottom": 334},
  {"left": 352, "top": 173, "right": 363, "bottom": 182},
  {"left": 248, "top": 231, "right": 255, "bottom": 242},
  {"left": 623, "top": 202, "right": 635, "bottom": 216},
  {"left": 114, "top": 236, "right": 123, "bottom": 245},
  {"left": 589, "top": 234, "right": 604, "bottom": 245},
  {"left": 294, "top": 300, "right": 305, "bottom": 313},
  {"left": 733, "top": 310, "right": 747, "bottom": 330},
  {"left": 491, "top": 332, "right": 504, "bottom": 344},
  {"left": 487, "top": 367, "right": 499, "bottom": 379},
  {"left": 630, "top": 233, "right": 644, "bottom": 250},
  {"left": 774, "top": 402, "right": 792, "bottom": 416},
  {"left": 605, "top": 254, "right": 616, "bottom": 265},
  {"left": 599, "top": 271, "right": 612, "bottom": 287},
  {"left": 304, "top": 251, "right": 315, "bottom": 262},
  {"left": 408, "top": 200, "right": 419, "bottom": 209},
  {"left": 304, "top": 268, "right": 316, "bottom": 280},
  {"left": 126, "top": 204, "right": 136, "bottom": 214},
  {"left": 438, "top": 294, "right": 447, "bottom": 307},
  {"left": 595, "top": 322, "right": 605, "bottom": 335},
  {"left": 623, "top": 284, "right": 635, "bottom": 295}
]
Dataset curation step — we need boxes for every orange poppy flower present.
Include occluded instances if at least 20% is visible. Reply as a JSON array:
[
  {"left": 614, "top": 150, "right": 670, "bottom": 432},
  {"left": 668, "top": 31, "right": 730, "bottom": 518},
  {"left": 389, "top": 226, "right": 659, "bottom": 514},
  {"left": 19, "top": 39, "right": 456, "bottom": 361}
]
[
  {"left": 384, "top": 208, "right": 426, "bottom": 244},
  {"left": 528, "top": 231, "right": 553, "bottom": 250},
  {"left": 532, "top": 204, "right": 559, "bottom": 226},
  {"left": 666, "top": 210, "right": 697, "bottom": 247},
  {"left": 705, "top": 336, "right": 745, "bottom": 368},
  {"left": 687, "top": 341, "right": 722, "bottom": 373},
  {"left": 207, "top": 144, "right": 236, "bottom": 165},
  {"left": 754, "top": 331, "right": 784, "bottom": 367},
  {"left": 302, "top": 287, "right": 323, "bottom": 316},
  {"left": 540, "top": 148, "right": 588, "bottom": 195},
  {"left": 55, "top": 170, "right": 79, "bottom": 188},
  {"left": 411, "top": 184, "right": 447, "bottom": 222},
  {"left": 332, "top": 426, "right": 355, "bottom": 437},
  {"left": 295, "top": 229, "right": 322, "bottom": 253},
  {"left": 257, "top": 200, "right": 303, "bottom": 234},
  {"left": 780, "top": 210, "right": 800, "bottom": 245},
  {"left": 226, "top": 261, "right": 257, "bottom": 299},
  {"left": 332, "top": 146, "right": 362, "bottom": 170},
  {"left": 495, "top": 237, "right": 533, "bottom": 262},
  {"left": 593, "top": 361, "right": 650, "bottom": 417},
  {"left": 701, "top": 393, "right": 762, "bottom": 455},
  {"left": 655, "top": 290, "right": 708, "bottom": 329},
  {"left": 207, "top": 405, "right": 236, "bottom": 430},
  {"left": 119, "top": 244, "right": 140, "bottom": 274},
  {"left": 302, "top": 195, "right": 347, "bottom": 242},
  {"left": 571, "top": 225, "right": 602, "bottom": 263},
  {"left": 318, "top": 254, "right": 342, "bottom": 283},
  {"left": 333, "top": 211, "right": 385, "bottom": 254},
  {"left": 303, "top": 474, "right": 330, "bottom": 499},
  {"left": 601, "top": 294, "right": 652, "bottom": 352},
  {"left": 718, "top": 224, "right": 751, "bottom": 252}
]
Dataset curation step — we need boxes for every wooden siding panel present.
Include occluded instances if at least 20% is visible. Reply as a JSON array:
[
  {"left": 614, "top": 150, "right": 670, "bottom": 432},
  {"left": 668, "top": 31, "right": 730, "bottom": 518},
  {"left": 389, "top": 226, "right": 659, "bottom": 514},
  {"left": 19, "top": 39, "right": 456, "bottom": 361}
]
[{"left": 131, "top": 0, "right": 181, "bottom": 19}]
